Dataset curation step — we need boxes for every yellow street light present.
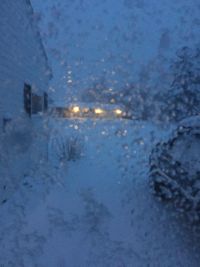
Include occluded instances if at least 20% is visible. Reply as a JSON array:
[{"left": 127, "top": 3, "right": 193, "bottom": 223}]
[
  {"left": 94, "top": 108, "right": 104, "bottom": 114},
  {"left": 72, "top": 106, "right": 80, "bottom": 113},
  {"left": 115, "top": 109, "right": 122, "bottom": 115}
]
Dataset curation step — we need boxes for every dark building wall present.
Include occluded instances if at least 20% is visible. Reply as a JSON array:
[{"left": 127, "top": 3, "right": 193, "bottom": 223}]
[{"left": 0, "top": 0, "right": 51, "bottom": 128}]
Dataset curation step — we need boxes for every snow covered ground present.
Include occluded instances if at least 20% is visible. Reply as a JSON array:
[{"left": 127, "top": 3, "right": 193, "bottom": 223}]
[{"left": 1, "top": 118, "right": 200, "bottom": 267}]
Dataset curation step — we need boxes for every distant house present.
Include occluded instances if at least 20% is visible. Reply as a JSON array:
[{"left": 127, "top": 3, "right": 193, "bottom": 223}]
[{"left": 0, "top": 0, "right": 52, "bottom": 131}]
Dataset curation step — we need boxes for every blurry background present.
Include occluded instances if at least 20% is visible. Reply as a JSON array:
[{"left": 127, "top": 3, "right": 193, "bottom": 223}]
[{"left": 31, "top": 0, "right": 200, "bottom": 106}]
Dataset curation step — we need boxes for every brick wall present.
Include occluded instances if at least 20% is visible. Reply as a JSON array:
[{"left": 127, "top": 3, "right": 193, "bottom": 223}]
[{"left": 0, "top": 0, "right": 51, "bottom": 129}]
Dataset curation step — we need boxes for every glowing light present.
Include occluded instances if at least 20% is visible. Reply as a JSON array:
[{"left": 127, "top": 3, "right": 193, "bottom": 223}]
[
  {"left": 72, "top": 106, "right": 80, "bottom": 113},
  {"left": 115, "top": 109, "right": 122, "bottom": 115},
  {"left": 94, "top": 108, "right": 104, "bottom": 114}
]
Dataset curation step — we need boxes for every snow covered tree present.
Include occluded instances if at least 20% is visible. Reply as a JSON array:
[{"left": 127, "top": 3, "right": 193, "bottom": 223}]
[{"left": 162, "top": 46, "right": 200, "bottom": 121}]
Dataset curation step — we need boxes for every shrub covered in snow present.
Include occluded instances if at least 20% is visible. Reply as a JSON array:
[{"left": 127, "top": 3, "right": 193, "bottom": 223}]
[
  {"left": 149, "top": 116, "right": 200, "bottom": 225},
  {"left": 48, "top": 130, "right": 84, "bottom": 167}
]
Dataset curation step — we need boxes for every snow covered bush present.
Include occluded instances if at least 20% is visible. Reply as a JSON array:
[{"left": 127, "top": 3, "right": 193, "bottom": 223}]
[
  {"left": 48, "top": 131, "right": 84, "bottom": 167},
  {"left": 61, "top": 136, "right": 84, "bottom": 161},
  {"left": 149, "top": 116, "right": 200, "bottom": 225}
]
